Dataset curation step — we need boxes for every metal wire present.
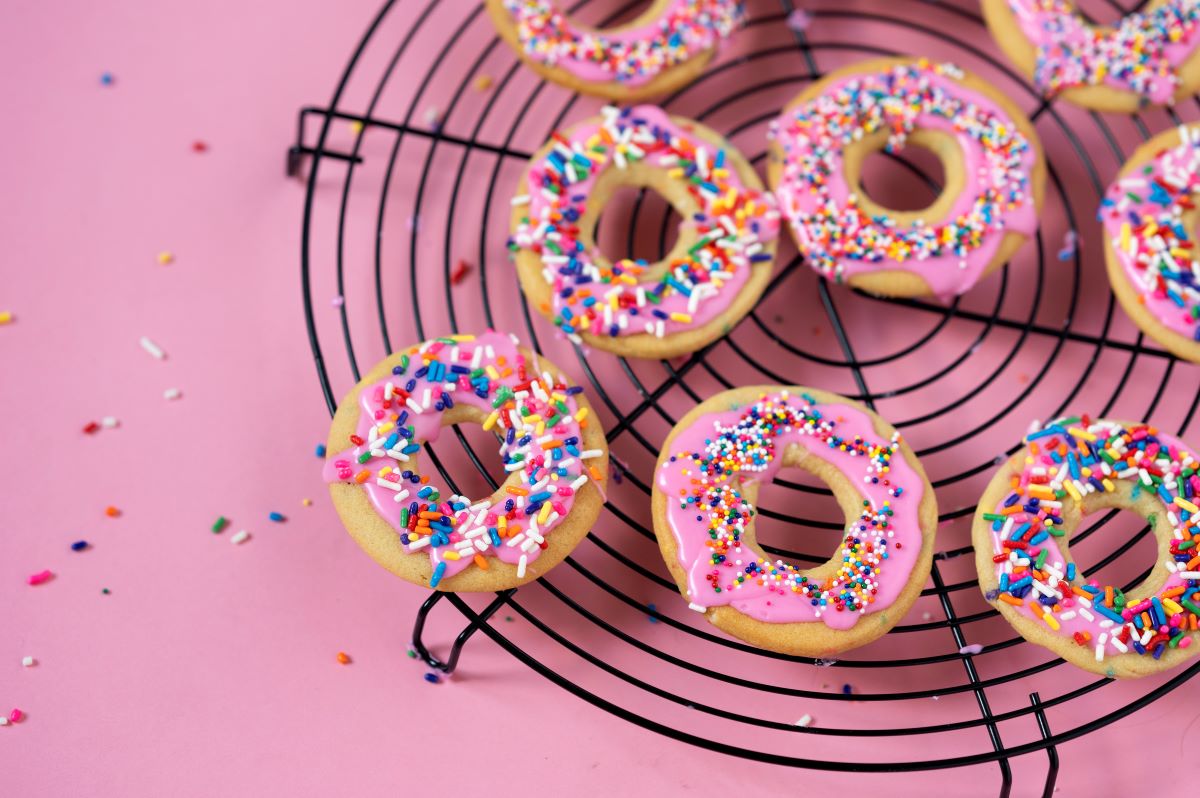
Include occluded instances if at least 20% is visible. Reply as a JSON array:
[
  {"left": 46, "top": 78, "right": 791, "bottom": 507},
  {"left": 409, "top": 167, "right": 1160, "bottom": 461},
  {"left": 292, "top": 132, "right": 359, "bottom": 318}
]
[{"left": 293, "top": 0, "right": 1200, "bottom": 792}]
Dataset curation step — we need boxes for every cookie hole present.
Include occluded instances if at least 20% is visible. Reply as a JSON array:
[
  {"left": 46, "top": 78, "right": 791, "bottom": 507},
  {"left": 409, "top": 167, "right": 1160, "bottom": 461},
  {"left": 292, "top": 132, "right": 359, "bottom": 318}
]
[
  {"left": 1073, "top": 0, "right": 1132, "bottom": 28},
  {"left": 1069, "top": 507, "right": 1159, "bottom": 596},
  {"left": 435, "top": 420, "right": 507, "bottom": 502},
  {"left": 859, "top": 144, "right": 945, "bottom": 213},
  {"left": 566, "top": 1, "right": 657, "bottom": 30},
  {"left": 593, "top": 185, "right": 683, "bottom": 269},
  {"left": 750, "top": 471, "right": 846, "bottom": 568}
]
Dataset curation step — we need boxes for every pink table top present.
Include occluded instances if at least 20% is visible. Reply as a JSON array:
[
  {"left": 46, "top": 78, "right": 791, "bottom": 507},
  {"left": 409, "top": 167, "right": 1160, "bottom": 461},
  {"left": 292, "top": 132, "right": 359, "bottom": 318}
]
[{"left": 4, "top": 0, "right": 1199, "bottom": 794}]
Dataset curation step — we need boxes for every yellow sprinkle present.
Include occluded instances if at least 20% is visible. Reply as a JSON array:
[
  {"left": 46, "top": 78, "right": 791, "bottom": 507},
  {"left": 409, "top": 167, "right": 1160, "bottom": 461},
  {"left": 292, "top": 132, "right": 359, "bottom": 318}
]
[
  {"left": 1102, "top": 478, "right": 1115, "bottom": 492},
  {"left": 574, "top": 407, "right": 589, "bottom": 422},
  {"left": 1064, "top": 480, "right": 1082, "bottom": 502},
  {"left": 350, "top": 120, "right": 363, "bottom": 135},
  {"left": 449, "top": 334, "right": 476, "bottom": 342},
  {"left": 157, "top": 251, "right": 174, "bottom": 265},
  {"left": 485, "top": 365, "right": 500, "bottom": 380},
  {"left": 443, "top": 551, "right": 461, "bottom": 561},
  {"left": 1176, "top": 496, "right": 1200, "bottom": 514},
  {"left": 474, "top": 74, "right": 493, "bottom": 91},
  {"left": 0, "top": 311, "right": 12, "bottom": 325},
  {"left": 302, "top": 498, "right": 313, "bottom": 507},
  {"left": 1163, "top": 598, "right": 1184, "bottom": 615},
  {"left": 669, "top": 312, "right": 693, "bottom": 323},
  {"left": 498, "top": 515, "right": 507, "bottom": 529},
  {"left": 538, "top": 502, "right": 552, "bottom": 523},
  {"left": 1120, "top": 223, "right": 1131, "bottom": 251},
  {"left": 482, "top": 410, "right": 499, "bottom": 431},
  {"left": 1067, "top": 426, "right": 1096, "bottom": 442}
]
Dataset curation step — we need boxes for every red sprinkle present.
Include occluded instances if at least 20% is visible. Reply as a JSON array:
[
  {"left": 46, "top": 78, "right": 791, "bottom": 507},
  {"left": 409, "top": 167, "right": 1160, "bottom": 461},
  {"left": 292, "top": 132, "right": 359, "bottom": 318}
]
[
  {"left": 451, "top": 259, "right": 472, "bottom": 285},
  {"left": 83, "top": 421, "right": 101, "bottom": 434}
]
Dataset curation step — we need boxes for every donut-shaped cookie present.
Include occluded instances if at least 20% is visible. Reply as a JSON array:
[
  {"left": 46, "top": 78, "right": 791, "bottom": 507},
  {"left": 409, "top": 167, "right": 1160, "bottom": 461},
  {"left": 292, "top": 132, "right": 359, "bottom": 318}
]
[
  {"left": 1101, "top": 124, "right": 1200, "bottom": 362},
  {"left": 485, "top": 0, "right": 745, "bottom": 100},
  {"left": 768, "top": 57, "right": 1046, "bottom": 299},
  {"left": 982, "top": 0, "right": 1200, "bottom": 113},
  {"left": 651, "top": 387, "right": 938, "bottom": 656},
  {"left": 508, "top": 105, "right": 779, "bottom": 359},
  {"left": 323, "top": 331, "right": 609, "bottom": 592},
  {"left": 973, "top": 417, "right": 1200, "bottom": 677}
]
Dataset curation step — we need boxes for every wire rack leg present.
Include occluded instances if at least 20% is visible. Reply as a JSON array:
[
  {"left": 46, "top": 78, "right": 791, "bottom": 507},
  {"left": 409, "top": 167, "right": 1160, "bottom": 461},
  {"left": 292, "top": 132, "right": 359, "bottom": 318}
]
[
  {"left": 1030, "top": 692, "right": 1060, "bottom": 798},
  {"left": 931, "top": 562, "right": 1013, "bottom": 797},
  {"left": 410, "top": 588, "right": 515, "bottom": 674}
]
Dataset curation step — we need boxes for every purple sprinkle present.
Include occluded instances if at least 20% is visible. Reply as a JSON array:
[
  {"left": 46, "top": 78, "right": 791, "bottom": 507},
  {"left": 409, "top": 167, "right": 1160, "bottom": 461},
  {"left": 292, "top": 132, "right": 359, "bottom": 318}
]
[
  {"left": 959, "top": 643, "right": 984, "bottom": 655},
  {"left": 786, "top": 8, "right": 812, "bottom": 32}
]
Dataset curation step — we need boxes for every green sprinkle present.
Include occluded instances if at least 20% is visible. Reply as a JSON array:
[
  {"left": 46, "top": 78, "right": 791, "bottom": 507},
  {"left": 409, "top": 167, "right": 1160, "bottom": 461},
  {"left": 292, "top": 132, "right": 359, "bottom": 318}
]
[
  {"left": 1181, "top": 599, "right": 1200, "bottom": 617},
  {"left": 1035, "top": 548, "right": 1048, "bottom": 570},
  {"left": 357, "top": 450, "right": 372, "bottom": 464},
  {"left": 211, "top": 516, "right": 228, "bottom": 534}
]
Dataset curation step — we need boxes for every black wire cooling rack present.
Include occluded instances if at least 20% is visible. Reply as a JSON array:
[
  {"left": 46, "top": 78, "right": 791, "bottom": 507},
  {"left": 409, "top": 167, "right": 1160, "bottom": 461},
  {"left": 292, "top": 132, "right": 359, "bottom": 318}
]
[{"left": 291, "top": 0, "right": 1200, "bottom": 793}]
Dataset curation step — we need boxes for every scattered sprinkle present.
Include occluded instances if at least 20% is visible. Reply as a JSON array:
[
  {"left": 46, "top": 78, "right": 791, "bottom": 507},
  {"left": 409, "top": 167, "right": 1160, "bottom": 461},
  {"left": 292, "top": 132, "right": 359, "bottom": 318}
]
[
  {"left": 192, "top": 140, "right": 208, "bottom": 153},
  {"left": 647, "top": 603, "right": 659, "bottom": 623},
  {"left": 105, "top": 506, "right": 121, "bottom": 518},
  {"left": 349, "top": 120, "right": 364, "bottom": 136},
  {"left": 406, "top": 648, "right": 418, "bottom": 659},
  {"left": 841, "top": 683, "right": 853, "bottom": 695},
  {"left": 230, "top": 529, "right": 251, "bottom": 545},
  {"left": 139, "top": 336, "right": 166, "bottom": 360},
  {"left": 0, "top": 311, "right": 13, "bottom": 325},
  {"left": 474, "top": 74, "right": 493, "bottom": 91},
  {"left": 8, "top": 709, "right": 23, "bottom": 723},
  {"left": 21, "top": 657, "right": 35, "bottom": 668},
  {"left": 268, "top": 512, "right": 286, "bottom": 523},
  {"left": 163, "top": 387, "right": 182, "bottom": 401},
  {"left": 156, "top": 251, "right": 174, "bottom": 265},
  {"left": 83, "top": 421, "right": 101, "bottom": 435},
  {"left": 211, "top": 516, "right": 228, "bottom": 534},
  {"left": 786, "top": 8, "right": 812, "bottom": 32},
  {"left": 336, "top": 651, "right": 352, "bottom": 664},
  {"left": 316, "top": 443, "right": 327, "bottom": 457},
  {"left": 101, "top": 416, "right": 119, "bottom": 428},
  {"left": 423, "top": 672, "right": 441, "bottom": 684},
  {"left": 331, "top": 295, "right": 344, "bottom": 308},
  {"left": 27, "top": 570, "right": 53, "bottom": 586},
  {"left": 959, "top": 643, "right": 984, "bottom": 655},
  {"left": 794, "top": 713, "right": 814, "bottom": 727},
  {"left": 1056, "top": 229, "right": 1077, "bottom": 261},
  {"left": 100, "top": 72, "right": 114, "bottom": 86},
  {"left": 71, "top": 540, "right": 89, "bottom": 552},
  {"left": 101, "top": 588, "right": 111, "bottom": 595},
  {"left": 423, "top": 106, "right": 441, "bottom": 129},
  {"left": 302, "top": 498, "right": 313, "bottom": 507},
  {"left": 450, "top": 259, "right": 471, "bottom": 285}
]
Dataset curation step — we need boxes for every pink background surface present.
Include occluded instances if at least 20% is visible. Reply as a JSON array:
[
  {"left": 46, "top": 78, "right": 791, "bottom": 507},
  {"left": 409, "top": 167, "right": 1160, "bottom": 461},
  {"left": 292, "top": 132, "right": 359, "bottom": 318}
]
[{"left": 4, "top": 0, "right": 1200, "bottom": 795}]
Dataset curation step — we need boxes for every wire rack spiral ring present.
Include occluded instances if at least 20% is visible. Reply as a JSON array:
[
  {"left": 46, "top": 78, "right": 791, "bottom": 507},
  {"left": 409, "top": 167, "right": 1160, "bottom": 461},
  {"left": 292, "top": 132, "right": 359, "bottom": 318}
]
[{"left": 295, "top": 0, "right": 1200, "bottom": 790}]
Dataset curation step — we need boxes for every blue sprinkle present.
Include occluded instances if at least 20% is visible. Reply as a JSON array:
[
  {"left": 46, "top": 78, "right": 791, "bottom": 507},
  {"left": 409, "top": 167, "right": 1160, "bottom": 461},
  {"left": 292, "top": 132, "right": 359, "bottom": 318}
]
[
  {"left": 315, "top": 443, "right": 326, "bottom": 457},
  {"left": 269, "top": 512, "right": 286, "bottom": 522},
  {"left": 423, "top": 672, "right": 441, "bottom": 684},
  {"left": 71, "top": 540, "right": 89, "bottom": 552}
]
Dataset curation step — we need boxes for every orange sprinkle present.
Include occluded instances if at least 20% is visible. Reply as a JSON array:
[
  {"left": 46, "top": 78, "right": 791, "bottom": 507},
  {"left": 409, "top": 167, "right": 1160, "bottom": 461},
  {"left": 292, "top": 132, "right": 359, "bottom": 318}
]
[
  {"left": 506, "top": 486, "right": 530, "bottom": 496},
  {"left": 999, "top": 594, "right": 1024, "bottom": 606},
  {"left": 336, "top": 651, "right": 352, "bottom": 665},
  {"left": 355, "top": 469, "right": 371, "bottom": 483},
  {"left": 588, "top": 465, "right": 603, "bottom": 481},
  {"left": 1105, "top": 586, "right": 1114, "bottom": 607},
  {"left": 541, "top": 441, "right": 563, "bottom": 450},
  {"left": 104, "top": 506, "right": 121, "bottom": 518},
  {"left": 473, "top": 553, "right": 489, "bottom": 570}
]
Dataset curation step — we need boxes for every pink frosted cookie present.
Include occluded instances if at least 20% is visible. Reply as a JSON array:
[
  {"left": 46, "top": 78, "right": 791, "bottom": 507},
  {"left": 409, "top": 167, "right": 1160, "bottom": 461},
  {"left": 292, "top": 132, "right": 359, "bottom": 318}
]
[
  {"left": 651, "top": 387, "right": 938, "bottom": 656},
  {"left": 324, "top": 331, "right": 608, "bottom": 592},
  {"left": 508, "top": 105, "right": 778, "bottom": 359},
  {"left": 974, "top": 417, "right": 1200, "bottom": 677},
  {"left": 983, "top": 0, "right": 1200, "bottom": 112},
  {"left": 768, "top": 57, "right": 1046, "bottom": 299},
  {"left": 1101, "top": 124, "right": 1200, "bottom": 362},
  {"left": 486, "top": 0, "right": 745, "bottom": 100}
]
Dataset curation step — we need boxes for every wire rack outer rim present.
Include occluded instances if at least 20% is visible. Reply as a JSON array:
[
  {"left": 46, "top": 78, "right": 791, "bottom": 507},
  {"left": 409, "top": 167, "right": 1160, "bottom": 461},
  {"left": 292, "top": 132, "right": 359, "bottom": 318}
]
[{"left": 292, "top": 0, "right": 1200, "bottom": 789}]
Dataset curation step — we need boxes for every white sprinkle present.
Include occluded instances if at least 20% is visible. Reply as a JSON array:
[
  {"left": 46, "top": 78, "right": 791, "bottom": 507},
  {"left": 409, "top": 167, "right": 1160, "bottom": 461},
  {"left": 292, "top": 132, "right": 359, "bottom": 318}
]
[
  {"left": 1179, "top": 572, "right": 1200, "bottom": 580},
  {"left": 688, "top": 602, "right": 707, "bottom": 613},
  {"left": 516, "top": 555, "right": 527, "bottom": 579},
  {"left": 230, "top": 529, "right": 251, "bottom": 545},
  {"left": 958, "top": 644, "right": 984, "bottom": 655},
  {"left": 794, "top": 713, "right": 814, "bottom": 727},
  {"left": 140, "top": 336, "right": 166, "bottom": 359},
  {"left": 0, "top": 717, "right": 7, "bottom": 726},
  {"left": 163, "top": 388, "right": 182, "bottom": 401},
  {"left": 21, "top": 656, "right": 35, "bottom": 667},
  {"left": 101, "top": 416, "right": 120, "bottom": 428}
]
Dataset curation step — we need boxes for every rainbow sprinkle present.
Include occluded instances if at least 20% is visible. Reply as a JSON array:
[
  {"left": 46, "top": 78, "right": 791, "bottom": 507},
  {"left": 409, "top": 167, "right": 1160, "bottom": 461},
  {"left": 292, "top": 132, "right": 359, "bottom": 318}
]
[
  {"left": 770, "top": 61, "right": 1036, "bottom": 293},
  {"left": 324, "top": 332, "right": 602, "bottom": 585},
  {"left": 509, "top": 105, "right": 778, "bottom": 341},
  {"left": 988, "top": 417, "right": 1200, "bottom": 663},
  {"left": 1101, "top": 125, "right": 1200, "bottom": 342},
  {"left": 666, "top": 392, "right": 906, "bottom": 615},
  {"left": 499, "top": 0, "right": 744, "bottom": 86},
  {"left": 1006, "top": 0, "right": 1200, "bottom": 103}
]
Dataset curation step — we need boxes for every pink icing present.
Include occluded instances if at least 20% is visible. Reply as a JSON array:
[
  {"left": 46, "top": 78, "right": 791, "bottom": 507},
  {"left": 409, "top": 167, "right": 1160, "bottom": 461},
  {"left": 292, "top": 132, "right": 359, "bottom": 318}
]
[
  {"left": 770, "top": 61, "right": 1040, "bottom": 300},
  {"left": 1004, "top": 0, "right": 1200, "bottom": 103},
  {"left": 1101, "top": 125, "right": 1200, "bottom": 339},
  {"left": 655, "top": 391, "right": 926, "bottom": 629},
  {"left": 499, "top": 0, "right": 744, "bottom": 86},
  {"left": 322, "top": 331, "right": 601, "bottom": 584},
  {"left": 510, "top": 105, "right": 778, "bottom": 341}
]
